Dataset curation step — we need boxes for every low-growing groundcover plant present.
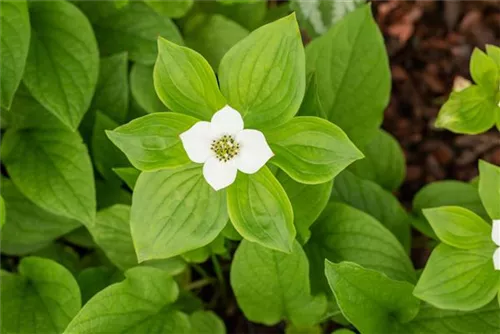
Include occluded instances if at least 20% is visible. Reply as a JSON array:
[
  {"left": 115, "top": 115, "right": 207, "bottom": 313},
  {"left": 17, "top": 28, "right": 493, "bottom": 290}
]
[{"left": 0, "top": 1, "right": 499, "bottom": 334}]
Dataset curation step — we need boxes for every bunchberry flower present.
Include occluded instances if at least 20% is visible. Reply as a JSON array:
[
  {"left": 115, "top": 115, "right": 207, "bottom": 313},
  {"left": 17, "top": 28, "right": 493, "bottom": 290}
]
[{"left": 180, "top": 105, "right": 273, "bottom": 190}]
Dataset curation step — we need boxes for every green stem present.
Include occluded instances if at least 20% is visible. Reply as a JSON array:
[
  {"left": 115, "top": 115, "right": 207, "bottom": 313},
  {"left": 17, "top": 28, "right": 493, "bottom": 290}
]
[{"left": 211, "top": 254, "right": 227, "bottom": 303}]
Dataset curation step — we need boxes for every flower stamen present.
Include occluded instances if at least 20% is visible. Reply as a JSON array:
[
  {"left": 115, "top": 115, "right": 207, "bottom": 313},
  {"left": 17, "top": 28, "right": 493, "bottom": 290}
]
[{"left": 211, "top": 135, "right": 240, "bottom": 163}]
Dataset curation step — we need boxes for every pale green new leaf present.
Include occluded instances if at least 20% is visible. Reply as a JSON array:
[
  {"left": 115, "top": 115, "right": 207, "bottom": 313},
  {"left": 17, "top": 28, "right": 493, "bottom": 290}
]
[
  {"left": 219, "top": 14, "right": 305, "bottom": 129},
  {"left": 189, "top": 311, "right": 226, "bottom": 334},
  {"left": 184, "top": 14, "right": 249, "bottom": 72},
  {"left": 1, "top": 257, "right": 81, "bottom": 334},
  {"left": 325, "top": 261, "right": 420, "bottom": 334},
  {"left": 64, "top": 267, "right": 191, "bottom": 334},
  {"left": 414, "top": 244, "right": 500, "bottom": 311},
  {"left": 227, "top": 166, "right": 296, "bottom": 253},
  {"left": 276, "top": 170, "right": 333, "bottom": 244},
  {"left": 1, "top": 179, "right": 80, "bottom": 255},
  {"left": 23, "top": 1, "right": 99, "bottom": 130},
  {"left": 144, "top": 0, "right": 193, "bottom": 18},
  {"left": 290, "top": 0, "right": 365, "bottom": 37},
  {"left": 1, "top": 128, "right": 96, "bottom": 227},
  {"left": 331, "top": 171, "right": 411, "bottom": 251},
  {"left": 91, "top": 53, "right": 129, "bottom": 123},
  {"left": 131, "top": 164, "right": 228, "bottom": 261},
  {"left": 0, "top": 0, "right": 30, "bottom": 110},
  {"left": 401, "top": 301, "right": 500, "bottom": 334},
  {"left": 349, "top": 129, "right": 406, "bottom": 191},
  {"left": 435, "top": 86, "right": 497, "bottom": 134},
  {"left": 306, "top": 5, "right": 390, "bottom": 146},
  {"left": 154, "top": 37, "right": 226, "bottom": 120},
  {"left": 265, "top": 117, "right": 363, "bottom": 184},
  {"left": 107, "top": 112, "right": 198, "bottom": 171},
  {"left": 423, "top": 206, "right": 491, "bottom": 249},
  {"left": 305, "top": 202, "right": 416, "bottom": 295},
  {"left": 470, "top": 48, "right": 499, "bottom": 93},
  {"left": 130, "top": 63, "right": 168, "bottom": 114},
  {"left": 478, "top": 159, "right": 500, "bottom": 219},
  {"left": 231, "top": 240, "right": 327, "bottom": 327},
  {"left": 78, "top": 1, "right": 183, "bottom": 65}
]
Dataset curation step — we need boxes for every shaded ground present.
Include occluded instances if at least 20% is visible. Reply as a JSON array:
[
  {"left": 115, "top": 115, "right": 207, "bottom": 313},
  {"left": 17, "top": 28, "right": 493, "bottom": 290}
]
[{"left": 225, "top": 1, "right": 500, "bottom": 333}]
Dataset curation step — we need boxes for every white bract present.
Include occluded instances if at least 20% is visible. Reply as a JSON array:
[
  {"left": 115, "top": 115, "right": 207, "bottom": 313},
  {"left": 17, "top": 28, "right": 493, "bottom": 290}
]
[
  {"left": 493, "top": 220, "right": 500, "bottom": 270},
  {"left": 180, "top": 105, "right": 274, "bottom": 191}
]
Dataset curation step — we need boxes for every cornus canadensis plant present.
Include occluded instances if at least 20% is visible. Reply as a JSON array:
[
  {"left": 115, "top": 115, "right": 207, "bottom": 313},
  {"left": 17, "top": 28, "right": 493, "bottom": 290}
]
[
  {"left": 2, "top": 1, "right": 500, "bottom": 333},
  {"left": 107, "top": 14, "right": 363, "bottom": 258}
]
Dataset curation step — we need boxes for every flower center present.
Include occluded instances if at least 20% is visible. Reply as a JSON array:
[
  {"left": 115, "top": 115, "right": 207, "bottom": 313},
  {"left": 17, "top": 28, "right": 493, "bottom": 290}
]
[{"left": 211, "top": 135, "right": 240, "bottom": 162}]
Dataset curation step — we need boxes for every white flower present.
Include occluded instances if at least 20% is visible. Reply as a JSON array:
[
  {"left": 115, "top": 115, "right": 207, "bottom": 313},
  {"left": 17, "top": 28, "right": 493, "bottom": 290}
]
[
  {"left": 179, "top": 105, "right": 274, "bottom": 191},
  {"left": 493, "top": 220, "right": 500, "bottom": 270}
]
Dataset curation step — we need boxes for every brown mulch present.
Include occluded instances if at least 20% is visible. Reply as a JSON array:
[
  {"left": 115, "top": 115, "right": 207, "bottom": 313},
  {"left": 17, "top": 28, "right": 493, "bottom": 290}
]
[{"left": 374, "top": 0, "right": 500, "bottom": 206}]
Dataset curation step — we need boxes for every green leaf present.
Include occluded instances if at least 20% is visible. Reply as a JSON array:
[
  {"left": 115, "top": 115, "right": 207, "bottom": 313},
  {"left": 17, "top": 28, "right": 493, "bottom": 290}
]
[
  {"left": 77, "top": 266, "right": 123, "bottom": 304},
  {"left": 132, "top": 164, "right": 228, "bottom": 261},
  {"left": 486, "top": 44, "right": 500, "bottom": 68},
  {"left": 1, "top": 257, "right": 81, "bottom": 334},
  {"left": 204, "top": 0, "right": 267, "bottom": 31},
  {"left": 479, "top": 159, "right": 500, "bottom": 219},
  {"left": 414, "top": 244, "right": 500, "bottom": 311},
  {"left": 92, "top": 112, "right": 129, "bottom": 181},
  {"left": 423, "top": 206, "right": 491, "bottom": 249},
  {"left": 325, "top": 261, "right": 420, "bottom": 334},
  {"left": 64, "top": 267, "right": 191, "bottom": 334},
  {"left": 265, "top": 117, "right": 363, "bottom": 184},
  {"left": 89, "top": 204, "right": 136, "bottom": 270},
  {"left": 435, "top": 85, "right": 497, "bottom": 134},
  {"left": 305, "top": 202, "right": 416, "bottom": 295},
  {"left": 91, "top": 53, "right": 129, "bottom": 123},
  {"left": 306, "top": 4, "right": 390, "bottom": 146},
  {"left": 349, "top": 129, "right": 406, "bottom": 191},
  {"left": 107, "top": 112, "right": 198, "bottom": 171},
  {"left": 130, "top": 63, "right": 168, "bottom": 114},
  {"left": 32, "top": 243, "right": 80, "bottom": 275},
  {"left": 95, "top": 179, "right": 131, "bottom": 210},
  {"left": 0, "top": 0, "right": 30, "bottom": 110},
  {"left": 331, "top": 171, "right": 411, "bottom": 252},
  {"left": 277, "top": 170, "right": 333, "bottom": 244},
  {"left": 78, "top": 1, "right": 183, "bottom": 65},
  {"left": 0, "top": 195, "right": 5, "bottom": 229},
  {"left": 1, "top": 128, "right": 96, "bottom": 227},
  {"left": 231, "top": 240, "right": 326, "bottom": 326},
  {"left": 227, "top": 166, "right": 295, "bottom": 253},
  {"left": 113, "top": 167, "right": 140, "bottom": 190},
  {"left": 144, "top": 0, "right": 193, "bottom": 18},
  {"left": 154, "top": 37, "right": 226, "bottom": 120},
  {"left": 219, "top": 14, "right": 305, "bottom": 129},
  {"left": 189, "top": 311, "right": 226, "bottom": 334},
  {"left": 0, "top": 86, "right": 62, "bottom": 130},
  {"left": 184, "top": 14, "right": 249, "bottom": 72},
  {"left": 64, "top": 227, "right": 96, "bottom": 249},
  {"left": 290, "top": 0, "right": 365, "bottom": 37},
  {"left": 23, "top": 1, "right": 99, "bottom": 130},
  {"left": 297, "top": 72, "right": 326, "bottom": 118},
  {"left": 401, "top": 301, "right": 500, "bottom": 334},
  {"left": 0, "top": 179, "right": 80, "bottom": 255},
  {"left": 470, "top": 48, "right": 499, "bottom": 93},
  {"left": 413, "top": 180, "right": 489, "bottom": 220}
]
